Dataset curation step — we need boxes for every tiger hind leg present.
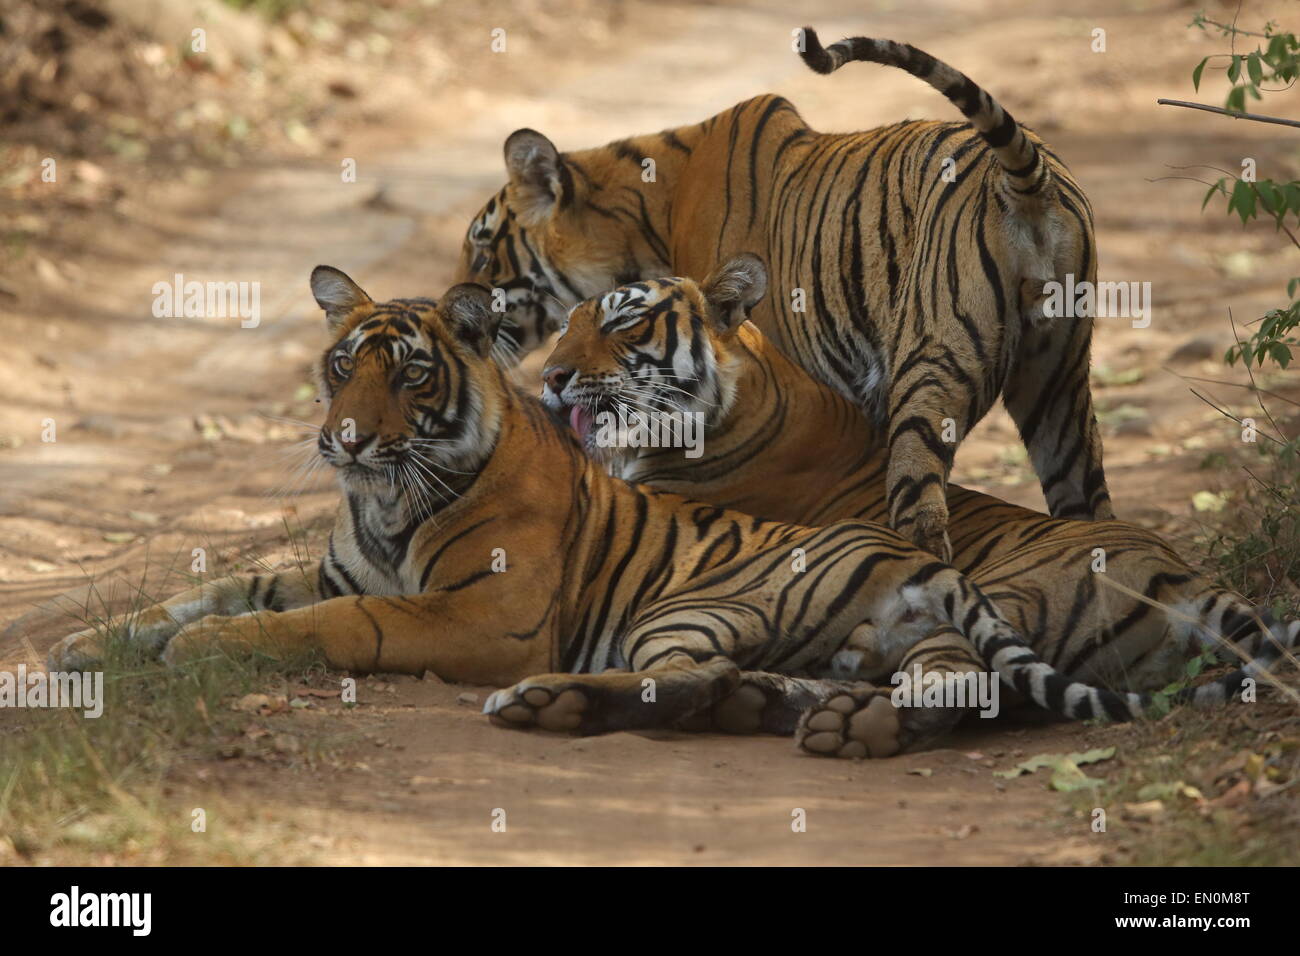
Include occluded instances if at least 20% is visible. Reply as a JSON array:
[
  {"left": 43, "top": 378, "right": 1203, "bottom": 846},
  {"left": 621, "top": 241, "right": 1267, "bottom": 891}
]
[
  {"left": 796, "top": 626, "right": 984, "bottom": 758},
  {"left": 674, "top": 671, "right": 864, "bottom": 735},
  {"left": 1002, "top": 320, "right": 1113, "bottom": 521}
]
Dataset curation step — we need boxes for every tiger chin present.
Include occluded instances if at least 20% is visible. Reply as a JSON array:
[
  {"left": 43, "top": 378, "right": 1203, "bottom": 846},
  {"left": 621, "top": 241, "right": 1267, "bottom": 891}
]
[
  {"left": 50, "top": 267, "right": 1184, "bottom": 759},
  {"left": 540, "top": 254, "right": 1300, "bottom": 728}
]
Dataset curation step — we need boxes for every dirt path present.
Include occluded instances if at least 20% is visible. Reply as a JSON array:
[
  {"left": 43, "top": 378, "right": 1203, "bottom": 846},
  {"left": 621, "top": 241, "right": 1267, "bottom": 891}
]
[{"left": 1, "top": 0, "right": 1293, "bottom": 864}]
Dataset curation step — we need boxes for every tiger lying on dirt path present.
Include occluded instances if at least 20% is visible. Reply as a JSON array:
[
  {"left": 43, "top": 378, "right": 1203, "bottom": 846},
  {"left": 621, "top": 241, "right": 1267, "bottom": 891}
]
[{"left": 538, "top": 256, "right": 1298, "bottom": 750}]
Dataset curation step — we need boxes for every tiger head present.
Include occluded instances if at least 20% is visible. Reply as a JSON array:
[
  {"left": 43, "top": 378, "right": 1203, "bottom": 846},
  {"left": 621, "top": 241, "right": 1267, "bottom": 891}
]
[
  {"left": 308, "top": 266, "right": 505, "bottom": 501},
  {"left": 456, "top": 129, "right": 670, "bottom": 363},
  {"left": 540, "top": 254, "right": 767, "bottom": 469}
]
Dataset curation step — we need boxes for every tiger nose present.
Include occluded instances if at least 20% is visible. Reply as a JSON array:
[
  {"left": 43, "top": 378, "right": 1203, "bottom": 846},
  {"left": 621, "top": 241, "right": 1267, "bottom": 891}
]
[
  {"left": 543, "top": 366, "right": 574, "bottom": 391},
  {"left": 339, "top": 432, "right": 375, "bottom": 457}
]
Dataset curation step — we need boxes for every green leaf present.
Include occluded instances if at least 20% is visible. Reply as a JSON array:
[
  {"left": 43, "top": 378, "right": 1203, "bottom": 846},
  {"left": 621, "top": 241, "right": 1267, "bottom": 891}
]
[
  {"left": 1050, "top": 760, "right": 1104, "bottom": 792},
  {"left": 993, "top": 747, "right": 1116, "bottom": 780},
  {"left": 1192, "top": 56, "right": 1209, "bottom": 90},
  {"left": 1248, "top": 51, "right": 1264, "bottom": 84},
  {"left": 1257, "top": 180, "right": 1281, "bottom": 215},
  {"left": 1284, "top": 182, "right": 1300, "bottom": 216},
  {"left": 1228, "top": 54, "right": 1242, "bottom": 82},
  {"left": 1230, "top": 178, "right": 1257, "bottom": 223}
]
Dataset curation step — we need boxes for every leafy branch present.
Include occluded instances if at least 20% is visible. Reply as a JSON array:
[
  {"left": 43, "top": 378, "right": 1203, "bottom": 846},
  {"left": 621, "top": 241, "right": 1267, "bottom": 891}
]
[
  {"left": 1168, "top": 10, "right": 1300, "bottom": 371},
  {"left": 1190, "top": 11, "right": 1299, "bottom": 112}
]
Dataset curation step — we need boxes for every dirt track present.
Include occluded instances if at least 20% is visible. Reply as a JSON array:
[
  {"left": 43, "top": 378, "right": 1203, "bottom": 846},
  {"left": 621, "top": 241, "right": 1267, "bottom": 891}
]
[{"left": 1, "top": 0, "right": 1294, "bottom": 863}]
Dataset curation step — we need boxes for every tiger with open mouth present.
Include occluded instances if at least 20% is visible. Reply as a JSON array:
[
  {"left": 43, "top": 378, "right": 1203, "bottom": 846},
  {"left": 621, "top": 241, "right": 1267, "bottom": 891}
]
[{"left": 539, "top": 255, "right": 1297, "bottom": 747}]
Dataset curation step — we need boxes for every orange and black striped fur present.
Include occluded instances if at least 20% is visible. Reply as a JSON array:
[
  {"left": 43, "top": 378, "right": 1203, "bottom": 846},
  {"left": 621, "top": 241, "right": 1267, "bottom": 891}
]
[
  {"left": 540, "top": 257, "right": 1296, "bottom": 752},
  {"left": 52, "top": 268, "right": 1176, "bottom": 757},
  {"left": 457, "top": 29, "right": 1112, "bottom": 559}
]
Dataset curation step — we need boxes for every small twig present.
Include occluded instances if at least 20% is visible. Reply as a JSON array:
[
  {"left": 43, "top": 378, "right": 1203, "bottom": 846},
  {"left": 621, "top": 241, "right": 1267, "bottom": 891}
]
[
  {"left": 1156, "top": 98, "right": 1300, "bottom": 129},
  {"left": 1164, "top": 162, "right": 1236, "bottom": 177},
  {"left": 1200, "top": 16, "right": 1271, "bottom": 40},
  {"left": 1166, "top": 369, "right": 1300, "bottom": 409},
  {"left": 1147, "top": 175, "right": 1218, "bottom": 187},
  {"left": 1277, "top": 221, "right": 1300, "bottom": 253},
  {"left": 1242, "top": 465, "right": 1294, "bottom": 507},
  {"left": 1190, "top": 387, "right": 1287, "bottom": 448}
]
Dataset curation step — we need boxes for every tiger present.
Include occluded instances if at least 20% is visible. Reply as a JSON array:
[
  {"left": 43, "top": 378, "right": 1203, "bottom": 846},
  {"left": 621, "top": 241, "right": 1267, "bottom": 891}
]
[
  {"left": 48, "top": 267, "right": 1205, "bottom": 759},
  {"left": 457, "top": 27, "right": 1113, "bottom": 561},
  {"left": 538, "top": 254, "right": 1298, "bottom": 751}
]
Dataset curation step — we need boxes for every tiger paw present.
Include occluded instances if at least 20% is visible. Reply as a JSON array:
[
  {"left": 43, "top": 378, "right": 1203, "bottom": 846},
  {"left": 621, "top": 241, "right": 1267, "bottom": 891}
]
[
  {"left": 484, "top": 680, "right": 589, "bottom": 733},
  {"left": 160, "top": 615, "right": 248, "bottom": 667},
  {"left": 48, "top": 627, "right": 107, "bottom": 672},
  {"left": 795, "top": 686, "right": 901, "bottom": 759},
  {"left": 711, "top": 681, "right": 770, "bottom": 734},
  {"left": 912, "top": 504, "right": 953, "bottom": 563}
]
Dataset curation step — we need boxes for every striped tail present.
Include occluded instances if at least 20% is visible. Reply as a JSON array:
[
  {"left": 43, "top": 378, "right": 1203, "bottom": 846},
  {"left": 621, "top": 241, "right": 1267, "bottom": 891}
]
[
  {"left": 943, "top": 576, "right": 1298, "bottom": 722},
  {"left": 798, "top": 28, "right": 1051, "bottom": 199},
  {"left": 1181, "top": 592, "right": 1300, "bottom": 707},
  {"left": 945, "top": 576, "right": 1147, "bottom": 721}
]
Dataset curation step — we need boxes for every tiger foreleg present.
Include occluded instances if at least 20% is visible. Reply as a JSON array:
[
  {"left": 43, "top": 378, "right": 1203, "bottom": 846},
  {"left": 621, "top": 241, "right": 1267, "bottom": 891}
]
[
  {"left": 158, "top": 592, "right": 553, "bottom": 685},
  {"left": 883, "top": 374, "right": 957, "bottom": 561},
  {"left": 49, "top": 563, "right": 323, "bottom": 671},
  {"left": 484, "top": 657, "right": 741, "bottom": 735}
]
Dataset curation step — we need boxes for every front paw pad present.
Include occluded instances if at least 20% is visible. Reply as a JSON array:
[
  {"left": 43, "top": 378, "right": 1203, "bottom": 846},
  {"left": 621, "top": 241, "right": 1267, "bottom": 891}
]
[
  {"left": 484, "top": 682, "right": 589, "bottom": 733},
  {"left": 795, "top": 687, "right": 901, "bottom": 759}
]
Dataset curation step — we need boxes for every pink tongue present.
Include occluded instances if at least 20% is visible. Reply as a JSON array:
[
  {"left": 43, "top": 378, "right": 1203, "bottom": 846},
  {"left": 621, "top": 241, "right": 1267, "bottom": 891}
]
[{"left": 569, "top": 405, "right": 594, "bottom": 441}]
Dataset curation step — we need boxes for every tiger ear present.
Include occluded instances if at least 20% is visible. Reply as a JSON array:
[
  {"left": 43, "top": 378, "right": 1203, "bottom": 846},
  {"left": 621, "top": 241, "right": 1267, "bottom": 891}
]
[
  {"left": 311, "top": 265, "right": 373, "bottom": 332},
  {"left": 440, "top": 283, "right": 502, "bottom": 358},
  {"left": 700, "top": 253, "right": 768, "bottom": 334},
  {"left": 504, "top": 128, "right": 566, "bottom": 223}
]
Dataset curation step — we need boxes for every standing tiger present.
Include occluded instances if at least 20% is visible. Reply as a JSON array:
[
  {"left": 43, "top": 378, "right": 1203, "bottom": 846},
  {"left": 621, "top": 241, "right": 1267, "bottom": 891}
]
[
  {"left": 538, "top": 255, "right": 1296, "bottom": 750},
  {"left": 457, "top": 28, "right": 1113, "bottom": 560},
  {"left": 51, "top": 268, "right": 1184, "bottom": 758}
]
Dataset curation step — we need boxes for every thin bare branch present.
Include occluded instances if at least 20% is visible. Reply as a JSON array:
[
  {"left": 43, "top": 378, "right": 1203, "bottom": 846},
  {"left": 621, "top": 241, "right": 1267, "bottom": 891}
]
[{"left": 1156, "top": 98, "right": 1300, "bottom": 129}]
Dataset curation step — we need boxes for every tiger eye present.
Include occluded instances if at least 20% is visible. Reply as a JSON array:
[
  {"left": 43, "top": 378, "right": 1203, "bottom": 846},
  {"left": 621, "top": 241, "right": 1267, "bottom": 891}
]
[{"left": 403, "top": 364, "right": 430, "bottom": 386}]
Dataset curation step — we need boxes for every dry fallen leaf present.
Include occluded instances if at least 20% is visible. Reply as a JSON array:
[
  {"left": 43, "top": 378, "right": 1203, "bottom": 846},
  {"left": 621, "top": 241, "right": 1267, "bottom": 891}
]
[
  {"left": 232, "top": 693, "right": 288, "bottom": 715},
  {"left": 1209, "top": 779, "right": 1252, "bottom": 809},
  {"left": 1123, "top": 799, "right": 1166, "bottom": 822}
]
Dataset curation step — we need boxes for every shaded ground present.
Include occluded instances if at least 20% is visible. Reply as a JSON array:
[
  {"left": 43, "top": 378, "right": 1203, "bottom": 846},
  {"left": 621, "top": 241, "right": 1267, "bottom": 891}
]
[{"left": 1, "top": 0, "right": 1297, "bottom": 864}]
